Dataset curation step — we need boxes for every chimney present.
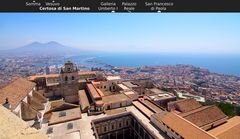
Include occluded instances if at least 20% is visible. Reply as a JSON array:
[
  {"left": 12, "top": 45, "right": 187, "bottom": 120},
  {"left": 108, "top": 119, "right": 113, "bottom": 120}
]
[
  {"left": 5, "top": 97, "right": 9, "bottom": 104},
  {"left": 3, "top": 97, "right": 11, "bottom": 109}
]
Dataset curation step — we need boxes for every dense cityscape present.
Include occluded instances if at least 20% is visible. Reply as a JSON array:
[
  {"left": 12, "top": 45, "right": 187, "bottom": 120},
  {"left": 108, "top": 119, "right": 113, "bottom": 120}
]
[{"left": 1, "top": 55, "right": 240, "bottom": 105}]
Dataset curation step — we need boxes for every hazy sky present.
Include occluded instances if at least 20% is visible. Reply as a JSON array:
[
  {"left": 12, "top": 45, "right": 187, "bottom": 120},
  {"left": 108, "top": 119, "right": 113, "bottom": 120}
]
[{"left": 0, "top": 13, "right": 240, "bottom": 54}]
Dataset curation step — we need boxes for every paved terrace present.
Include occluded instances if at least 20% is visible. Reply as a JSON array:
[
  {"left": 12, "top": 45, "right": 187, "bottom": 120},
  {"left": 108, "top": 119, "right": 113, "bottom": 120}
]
[
  {"left": 41, "top": 105, "right": 168, "bottom": 139},
  {"left": 41, "top": 113, "right": 106, "bottom": 139}
]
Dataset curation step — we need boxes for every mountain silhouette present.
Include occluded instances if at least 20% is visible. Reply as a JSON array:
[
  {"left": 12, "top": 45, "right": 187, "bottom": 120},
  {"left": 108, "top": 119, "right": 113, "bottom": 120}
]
[{"left": 0, "top": 41, "right": 82, "bottom": 56}]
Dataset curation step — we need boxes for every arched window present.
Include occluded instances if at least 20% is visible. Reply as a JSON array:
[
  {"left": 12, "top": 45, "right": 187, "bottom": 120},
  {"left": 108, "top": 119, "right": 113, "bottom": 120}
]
[
  {"left": 65, "top": 76, "right": 68, "bottom": 82},
  {"left": 72, "top": 76, "right": 75, "bottom": 80}
]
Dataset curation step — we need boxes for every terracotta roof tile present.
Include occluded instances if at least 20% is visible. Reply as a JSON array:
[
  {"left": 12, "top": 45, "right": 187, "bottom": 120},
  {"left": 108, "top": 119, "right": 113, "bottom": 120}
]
[
  {"left": 216, "top": 124, "right": 240, "bottom": 139},
  {"left": 102, "top": 93, "right": 130, "bottom": 104},
  {"left": 28, "top": 74, "right": 59, "bottom": 81},
  {"left": 133, "top": 101, "right": 154, "bottom": 118},
  {"left": 21, "top": 101, "right": 40, "bottom": 121},
  {"left": 152, "top": 112, "right": 216, "bottom": 139},
  {"left": 173, "top": 98, "right": 202, "bottom": 112},
  {"left": 95, "top": 100, "right": 104, "bottom": 106},
  {"left": 32, "top": 90, "right": 47, "bottom": 103},
  {"left": 140, "top": 99, "right": 163, "bottom": 113},
  {"left": 180, "top": 106, "right": 227, "bottom": 128},
  {"left": 78, "top": 90, "right": 90, "bottom": 111},
  {"left": 78, "top": 71, "right": 96, "bottom": 75},
  {"left": 46, "top": 101, "right": 79, "bottom": 114},
  {"left": 28, "top": 96, "right": 45, "bottom": 111},
  {"left": 50, "top": 99, "right": 65, "bottom": 109},
  {"left": 87, "top": 83, "right": 101, "bottom": 100},
  {"left": 29, "top": 72, "right": 95, "bottom": 81},
  {"left": 208, "top": 116, "right": 240, "bottom": 139},
  {"left": 0, "top": 77, "right": 36, "bottom": 110}
]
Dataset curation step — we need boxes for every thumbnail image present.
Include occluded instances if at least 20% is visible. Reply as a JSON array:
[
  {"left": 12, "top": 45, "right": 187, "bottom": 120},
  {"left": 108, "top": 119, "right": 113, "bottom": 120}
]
[{"left": 0, "top": 13, "right": 240, "bottom": 139}]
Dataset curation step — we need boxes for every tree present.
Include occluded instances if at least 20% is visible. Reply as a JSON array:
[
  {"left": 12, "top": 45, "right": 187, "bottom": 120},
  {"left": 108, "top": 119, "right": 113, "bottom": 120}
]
[{"left": 218, "top": 102, "right": 235, "bottom": 116}]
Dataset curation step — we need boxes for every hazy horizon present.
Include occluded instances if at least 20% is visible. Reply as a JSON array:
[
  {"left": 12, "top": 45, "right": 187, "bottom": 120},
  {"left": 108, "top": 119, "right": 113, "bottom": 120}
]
[{"left": 0, "top": 13, "right": 240, "bottom": 54}]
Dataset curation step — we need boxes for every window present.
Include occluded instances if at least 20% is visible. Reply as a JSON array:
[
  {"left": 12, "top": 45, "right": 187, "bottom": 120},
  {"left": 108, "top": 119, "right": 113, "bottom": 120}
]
[
  {"left": 67, "top": 123, "right": 73, "bottom": 129},
  {"left": 119, "top": 123, "right": 122, "bottom": 128},
  {"left": 104, "top": 126, "right": 107, "bottom": 132},
  {"left": 65, "top": 76, "right": 68, "bottom": 81},
  {"left": 72, "top": 76, "right": 75, "bottom": 80},
  {"left": 112, "top": 125, "right": 114, "bottom": 130},
  {"left": 104, "top": 86, "right": 106, "bottom": 89},
  {"left": 59, "top": 111, "right": 66, "bottom": 117},
  {"left": 47, "top": 127, "right": 53, "bottom": 134},
  {"left": 96, "top": 128, "right": 100, "bottom": 133}
]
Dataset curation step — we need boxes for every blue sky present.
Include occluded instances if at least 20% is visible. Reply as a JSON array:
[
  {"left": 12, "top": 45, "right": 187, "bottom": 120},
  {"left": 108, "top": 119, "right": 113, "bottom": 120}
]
[{"left": 0, "top": 13, "right": 240, "bottom": 54}]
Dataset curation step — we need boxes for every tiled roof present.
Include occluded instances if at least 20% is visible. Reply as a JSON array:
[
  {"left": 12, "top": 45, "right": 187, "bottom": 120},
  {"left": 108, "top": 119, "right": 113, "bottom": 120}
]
[
  {"left": 28, "top": 96, "right": 41, "bottom": 110},
  {"left": 46, "top": 101, "right": 79, "bottom": 114},
  {"left": 28, "top": 96, "right": 45, "bottom": 111},
  {"left": 140, "top": 99, "right": 163, "bottom": 113},
  {"left": 124, "top": 91, "right": 138, "bottom": 100},
  {"left": 208, "top": 116, "right": 240, "bottom": 139},
  {"left": 133, "top": 101, "right": 154, "bottom": 118},
  {"left": 32, "top": 90, "right": 47, "bottom": 103},
  {"left": 0, "top": 77, "right": 36, "bottom": 110},
  {"left": 87, "top": 83, "right": 101, "bottom": 100},
  {"left": 78, "top": 71, "right": 96, "bottom": 75},
  {"left": 78, "top": 90, "right": 90, "bottom": 111},
  {"left": 21, "top": 101, "right": 40, "bottom": 121},
  {"left": 28, "top": 74, "right": 59, "bottom": 81},
  {"left": 102, "top": 93, "right": 130, "bottom": 104},
  {"left": 29, "top": 72, "right": 95, "bottom": 81},
  {"left": 174, "top": 98, "right": 202, "bottom": 112},
  {"left": 50, "top": 99, "right": 65, "bottom": 109},
  {"left": 180, "top": 106, "right": 227, "bottom": 128},
  {"left": 151, "top": 112, "right": 216, "bottom": 139},
  {"left": 96, "top": 88, "right": 104, "bottom": 97},
  {"left": 95, "top": 100, "right": 104, "bottom": 106}
]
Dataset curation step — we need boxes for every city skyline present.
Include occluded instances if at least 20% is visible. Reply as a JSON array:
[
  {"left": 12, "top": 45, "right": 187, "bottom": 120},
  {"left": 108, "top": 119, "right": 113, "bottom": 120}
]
[{"left": 0, "top": 13, "right": 240, "bottom": 54}]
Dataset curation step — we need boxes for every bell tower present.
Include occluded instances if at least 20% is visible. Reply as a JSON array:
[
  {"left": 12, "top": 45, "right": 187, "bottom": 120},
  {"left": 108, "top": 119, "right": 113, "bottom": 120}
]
[
  {"left": 60, "top": 61, "right": 78, "bottom": 84},
  {"left": 60, "top": 61, "right": 79, "bottom": 103}
]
